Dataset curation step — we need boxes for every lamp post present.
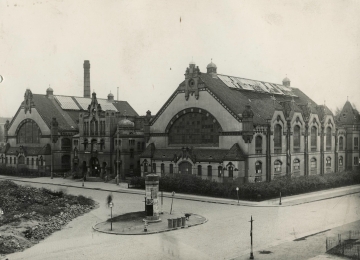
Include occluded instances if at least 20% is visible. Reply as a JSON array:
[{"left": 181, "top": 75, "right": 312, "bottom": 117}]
[
  {"left": 249, "top": 215, "right": 254, "bottom": 259},
  {"left": 279, "top": 190, "right": 282, "bottom": 205},
  {"left": 109, "top": 202, "right": 113, "bottom": 231},
  {"left": 116, "top": 125, "right": 120, "bottom": 185},
  {"left": 236, "top": 187, "right": 239, "bottom": 204}
]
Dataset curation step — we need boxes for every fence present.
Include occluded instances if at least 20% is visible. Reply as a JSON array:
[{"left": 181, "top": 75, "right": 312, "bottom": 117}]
[{"left": 326, "top": 230, "right": 360, "bottom": 259}]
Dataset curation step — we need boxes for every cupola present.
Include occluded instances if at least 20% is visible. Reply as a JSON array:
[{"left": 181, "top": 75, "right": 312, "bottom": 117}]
[
  {"left": 46, "top": 86, "right": 54, "bottom": 98},
  {"left": 206, "top": 59, "right": 217, "bottom": 77},
  {"left": 107, "top": 91, "right": 114, "bottom": 102},
  {"left": 282, "top": 76, "right": 290, "bottom": 87},
  {"left": 118, "top": 118, "right": 135, "bottom": 128}
]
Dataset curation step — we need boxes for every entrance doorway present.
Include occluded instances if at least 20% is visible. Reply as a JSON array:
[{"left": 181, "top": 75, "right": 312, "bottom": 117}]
[
  {"left": 178, "top": 161, "right": 192, "bottom": 174},
  {"left": 90, "top": 157, "right": 100, "bottom": 177}
]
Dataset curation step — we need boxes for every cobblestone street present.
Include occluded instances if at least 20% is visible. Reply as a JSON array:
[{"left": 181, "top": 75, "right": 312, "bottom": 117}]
[{"left": 2, "top": 179, "right": 360, "bottom": 260}]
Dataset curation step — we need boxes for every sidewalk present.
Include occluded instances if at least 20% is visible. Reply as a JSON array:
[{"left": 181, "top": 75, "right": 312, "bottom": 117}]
[{"left": 0, "top": 175, "right": 359, "bottom": 208}]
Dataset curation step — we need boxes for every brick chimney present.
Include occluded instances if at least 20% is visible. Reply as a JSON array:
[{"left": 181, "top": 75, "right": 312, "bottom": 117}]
[{"left": 83, "top": 60, "right": 91, "bottom": 98}]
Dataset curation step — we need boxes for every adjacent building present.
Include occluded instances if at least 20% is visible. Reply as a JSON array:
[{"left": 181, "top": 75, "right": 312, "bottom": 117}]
[{"left": 0, "top": 61, "right": 147, "bottom": 178}]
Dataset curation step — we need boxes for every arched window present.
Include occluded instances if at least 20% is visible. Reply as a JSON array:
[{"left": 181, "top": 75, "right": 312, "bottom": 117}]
[
  {"left": 274, "top": 125, "right": 282, "bottom": 153},
  {"left": 152, "top": 163, "right": 156, "bottom": 173},
  {"left": 228, "top": 166, "right": 234, "bottom": 178},
  {"left": 274, "top": 160, "right": 282, "bottom": 173},
  {"left": 311, "top": 126, "right": 317, "bottom": 151},
  {"left": 170, "top": 164, "right": 173, "bottom": 174},
  {"left": 207, "top": 165, "right": 212, "bottom": 176},
  {"left": 293, "top": 158, "right": 300, "bottom": 171},
  {"left": 310, "top": 158, "right": 317, "bottom": 174},
  {"left": 339, "top": 156, "right": 343, "bottom": 166},
  {"left": 61, "top": 138, "right": 71, "bottom": 150},
  {"left": 10, "top": 157, "right": 12, "bottom": 164},
  {"left": 168, "top": 111, "right": 222, "bottom": 145},
  {"left": 26, "top": 158, "right": 29, "bottom": 165},
  {"left": 293, "top": 125, "right": 300, "bottom": 152},
  {"left": 326, "top": 157, "right": 331, "bottom": 167},
  {"left": 17, "top": 120, "right": 40, "bottom": 144},
  {"left": 36, "top": 158, "right": 38, "bottom": 166},
  {"left": 144, "top": 163, "right": 148, "bottom": 173},
  {"left": 31, "top": 158, "right": 34, "bottom": 165},
  {"left": 339, "top": 136, "right": 344, "bottom": 151},
  {"left": 197, "top": 165, "right": 202, "bottom": 176},
  {"left": 14, "top": 157, "right": 16, "bottom": 164},
  {"left": 218, "top": 166, "right": 222, "bottom": 177},
  {"left": 326, "top": 127, "right": 332, "bottom": 151},
  {"left": 161, "top": 163, "right": 165, "bottom": 175},
  {"left": 255, "top": 161, "right": 262, "bottom": 174},
  {"left": 255, "top": 136, "right": 262, "bottom": 154},
  {"left": 95, "top": 121, "right": 98, "bottom": 135}
]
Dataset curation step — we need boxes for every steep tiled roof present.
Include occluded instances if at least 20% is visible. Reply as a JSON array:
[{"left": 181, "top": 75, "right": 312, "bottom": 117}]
[
  {"left": 172, "top": 72, "right": 319, "bottom": 126},
  {"left": 223, "top": 143, "right": 245, "bottom": 161},
  {"left": 337, "top": 101, "right": 360, "bottom": 125}
]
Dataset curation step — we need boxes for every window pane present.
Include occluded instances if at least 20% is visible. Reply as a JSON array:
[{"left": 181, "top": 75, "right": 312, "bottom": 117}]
[{"left": 274, "top": 125, "right": 282, "bottom": 148}]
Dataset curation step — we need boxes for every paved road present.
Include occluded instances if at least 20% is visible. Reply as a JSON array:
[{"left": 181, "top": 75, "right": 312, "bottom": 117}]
[{"left": 2, "top": 180, "right": 360, "bottom": 260}]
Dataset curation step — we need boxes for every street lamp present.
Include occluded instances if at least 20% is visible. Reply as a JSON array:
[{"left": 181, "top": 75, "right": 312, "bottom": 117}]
[
  {"left": 236, "top": 187, "right": 239, "bottom": 204},
  {"left": 109, "top": 202, "right": 113, "bottom": 231}
]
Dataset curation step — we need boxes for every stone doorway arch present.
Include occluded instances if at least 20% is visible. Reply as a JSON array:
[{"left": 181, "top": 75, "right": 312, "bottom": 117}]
[{"left": 178, "top": 161, "right": 192, "bottom": 174}]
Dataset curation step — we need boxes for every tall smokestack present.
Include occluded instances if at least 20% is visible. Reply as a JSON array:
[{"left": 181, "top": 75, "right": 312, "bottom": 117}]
[{"left": 83, "top": 60, "right": 90, "bottom": 98}]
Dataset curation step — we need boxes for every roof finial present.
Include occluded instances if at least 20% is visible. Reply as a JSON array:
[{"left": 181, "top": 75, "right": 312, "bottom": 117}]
[{"left": 347, "top": 96, "right": 349, "bottom": 101}]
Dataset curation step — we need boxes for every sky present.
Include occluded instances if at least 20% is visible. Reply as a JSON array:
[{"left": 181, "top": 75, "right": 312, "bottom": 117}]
[{"left": 0, "top": 0, "right": 359, "bottom": 118}]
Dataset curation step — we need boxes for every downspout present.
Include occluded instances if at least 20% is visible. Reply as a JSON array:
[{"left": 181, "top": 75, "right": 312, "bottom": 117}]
[
  {"left": 304, "top": 122, "right": 309, "bottom": 176},
  {"left": 266, "top": 121, "right": 271, "bottom": 182},
  {"left": 335, "top": 128, "right": 338, "bottom": 173}
]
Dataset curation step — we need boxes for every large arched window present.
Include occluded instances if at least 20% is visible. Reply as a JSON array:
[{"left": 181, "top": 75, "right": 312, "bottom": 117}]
[
  {"left": 61, "top": 138, "right": 71, "bottom": 150},
  {"left": 274, "top": 125, "right": 282, "bottom": 153},
  {"left": 326, "top": 127, "right": 332, "bottom": 151},
  {"left": 168, "top": 111, "right": 222, "bottom": 146},
  {"left": 17, "top": 120, "right": 40, "bottom": 144},
  {"left": 197, "top": 165, "right": 202, "bottom": 176},
  {"left": 339, "top": 136, "right": 344, "bottom": 151},
  {"left": 311, "top": 126, "right": 317, "bottom": 151},
  {"left": 293, "top": 125, "right": 300, "bottom": 152},
  {"left": 274, "top": 160, "right": 282, "bottom": 173},
  {"left": 255, "top": 136, "right": 262, "bottom": 154}
]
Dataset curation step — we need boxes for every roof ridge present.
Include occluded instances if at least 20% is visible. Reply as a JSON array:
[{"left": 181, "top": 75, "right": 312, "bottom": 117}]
[{"left": 217, "top": 73, "right": 287, "bottom": 88}]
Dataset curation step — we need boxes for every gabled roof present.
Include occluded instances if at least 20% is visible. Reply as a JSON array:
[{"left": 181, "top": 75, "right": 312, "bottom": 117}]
[
  {"left": 223, "top": 143, "right": 246, "bottom": 161},
  {"left": 8, "top": 92, "right": 139, "bottom": 133}
]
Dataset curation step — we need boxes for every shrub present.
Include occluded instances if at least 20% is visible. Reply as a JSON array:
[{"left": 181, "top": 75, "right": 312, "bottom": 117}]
[{"left": 130, "top": 170, "right": 360, "bottom": 201}]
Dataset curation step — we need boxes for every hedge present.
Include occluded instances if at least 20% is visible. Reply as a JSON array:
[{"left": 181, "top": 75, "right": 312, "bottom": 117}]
[{"left": 130, "top": 170, "right": 360, "bottom": 201}]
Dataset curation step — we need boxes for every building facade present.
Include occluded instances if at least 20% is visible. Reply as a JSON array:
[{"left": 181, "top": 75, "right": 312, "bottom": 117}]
[
  {"left": 140, "top": 61, "right": 359, "bottom": 182},
  {"left": 0, "top": 61, "right": 146, "bottom": 179}
]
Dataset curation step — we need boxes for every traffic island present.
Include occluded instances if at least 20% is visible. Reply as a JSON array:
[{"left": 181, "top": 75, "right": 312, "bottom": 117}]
[{"left": 92, "top": 211, "right": 207, "bottom": 235}]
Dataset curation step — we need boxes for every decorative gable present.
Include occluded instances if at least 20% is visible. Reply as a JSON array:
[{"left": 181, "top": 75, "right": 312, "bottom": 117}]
[{"left": 184, "top": 62, "right": 201, "bottom": 101}]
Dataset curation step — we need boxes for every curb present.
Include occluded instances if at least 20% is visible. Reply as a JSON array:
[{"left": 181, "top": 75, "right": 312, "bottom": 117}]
[
  {"left": 1, "top": 176, "right": 359, "bottom": 208},
  {"left": 92, "top": 217, "right": 208, "bottom": 235}
]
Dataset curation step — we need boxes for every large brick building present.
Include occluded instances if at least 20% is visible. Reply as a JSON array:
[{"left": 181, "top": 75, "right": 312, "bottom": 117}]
[
  {"left": 140, "top": 61, "right": 359, "bottom": 182},
  {"left": 0, "top": 61, "right": 147, "bottom": 178}
]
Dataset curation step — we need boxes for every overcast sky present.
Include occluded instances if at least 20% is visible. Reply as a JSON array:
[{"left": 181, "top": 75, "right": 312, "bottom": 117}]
[{"left": 0, "top": 0, "right": 359, "bottom": 118}]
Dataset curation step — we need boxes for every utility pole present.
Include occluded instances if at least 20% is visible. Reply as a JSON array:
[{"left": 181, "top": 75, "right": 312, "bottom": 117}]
[{"left": 249, "top": 216, "right": 254, "bottom": 259}]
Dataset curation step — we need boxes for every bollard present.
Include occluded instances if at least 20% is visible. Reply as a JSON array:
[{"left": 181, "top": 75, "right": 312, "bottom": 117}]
[
  {"left": 173, "top": 218, "right": 177, "bottom": 228},
  {"left": 181, "top": 216, "right": 186, "bottom": 227},
  {"left": 177, "top": 218, "right": 182, "bottom": 228},
  {"left": 144, "top": 220, "right": 148, "bottom": 232},
  {"left": 167, "top": 219, "right": 172, "bottom": 229}
]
